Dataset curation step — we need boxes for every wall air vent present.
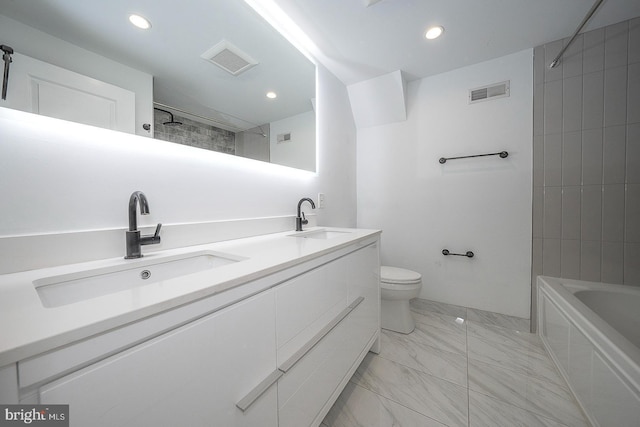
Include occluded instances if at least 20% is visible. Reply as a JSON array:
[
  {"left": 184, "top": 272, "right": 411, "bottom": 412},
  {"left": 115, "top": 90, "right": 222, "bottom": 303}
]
[
  {"left": 469, "top": 80, "right": 510, "bottom": 104},
  {"left": 200, "top": 40, "right": 258, "bottom": 76},
  {"left": 277, "top": 132, "right": 291, "bottom": 143}
]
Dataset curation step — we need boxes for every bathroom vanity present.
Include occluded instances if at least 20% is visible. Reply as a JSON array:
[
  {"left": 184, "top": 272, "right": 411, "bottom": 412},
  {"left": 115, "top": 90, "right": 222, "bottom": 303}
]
[{"left": 0, "top": 227, "right": 380, "bottom": 427}]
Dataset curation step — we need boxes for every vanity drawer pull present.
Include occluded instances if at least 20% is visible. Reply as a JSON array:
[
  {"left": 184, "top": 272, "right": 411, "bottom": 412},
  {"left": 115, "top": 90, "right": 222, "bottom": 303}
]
[
  {"left": 278, "top": 296, "right": 364, "bottom": 373},
  {"left": 348, "top": 296, "right": 365, "bottom": 309},
  {"left": 236, "top": 369, "right": 283, "bottom": 412}
]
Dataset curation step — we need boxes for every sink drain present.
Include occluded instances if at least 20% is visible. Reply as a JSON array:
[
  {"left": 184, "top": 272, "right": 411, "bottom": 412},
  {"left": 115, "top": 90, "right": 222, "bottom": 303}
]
[{"left": 140, "top": 270, "right": 151, "bottom": 280}]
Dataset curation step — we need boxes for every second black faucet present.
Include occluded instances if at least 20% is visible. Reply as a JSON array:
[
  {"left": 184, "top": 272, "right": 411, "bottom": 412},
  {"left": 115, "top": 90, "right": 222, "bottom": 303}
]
[
  {"left": 296, "top": 197, "right": 316, "bottom": 231},
  {"left": 125, "top": 191, "right": 162, "bottom": 259}
]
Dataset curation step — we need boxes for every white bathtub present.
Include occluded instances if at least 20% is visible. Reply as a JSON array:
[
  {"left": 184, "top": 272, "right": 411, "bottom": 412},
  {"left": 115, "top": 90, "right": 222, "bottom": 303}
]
[{"left": 537, "top": 276, "right": 640, "bottom": 427}]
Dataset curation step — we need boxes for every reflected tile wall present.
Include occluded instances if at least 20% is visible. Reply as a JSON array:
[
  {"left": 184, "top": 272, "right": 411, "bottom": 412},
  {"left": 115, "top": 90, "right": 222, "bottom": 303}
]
[
  {"left": 532, "top": 17, "right": 640, "bottom": 299},
  {"left": 153, "top": 113, "right": 236, "bottom": 154}
]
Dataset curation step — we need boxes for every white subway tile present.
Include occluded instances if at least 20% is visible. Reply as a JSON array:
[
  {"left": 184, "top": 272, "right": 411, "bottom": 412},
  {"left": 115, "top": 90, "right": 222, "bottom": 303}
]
[
  {"left": 563, "top": 76, "right": 583, "bottom": 132},
  {"left": 604, "top": 66, "right": 628, "bottom": 127},
  {"left": 544, "top": 80, "right": 563, "bottom": 134},
  {"left": 581, "top": 185, "right": 603, "bottom": 241},
  {"left": 543, "top": 238, "right": 561, "bottom": 276},
  {"left": 562, "top": 186, "right": 581, "bottom": 240},
  {"left": 580, "top": 240, "right": 601, "bottom": 281},
  {"left": 544, "top": 133, "right": 562, "bottom": 186},
  {"left": 603, "top": 125, "right": 626, "bottom": 184},
  {"left": 544, "top": 187, "right": 562, "bottom": 239},
  {"left": 563, "top": 34, "right": 583, "bottom": 79},
  {"left": 627, "top": 63, "right": 640, "bottom": 123},
  {"left": 601, "top": 241, "right": 624, "bottom": 284},
  {"left": 582, "top": 71, "right": 604, "bottom": 130},
  {"left": 625, "top": 184, "right": 640, "bottom": 242},
  {"left": 533, "top": 186, "right": 544, "bottom": 239},
  {"left": 602, "top": 184, "right": 625, "bottom": 242},
  {"left": 582, "top": 129, "right": 603, "bottom": 185},
  {"left": 604, "top": 21, "right": 628, "bottom": 69},
  {"left": 561, "top": 239, "right": 581, "bottom": 279},
  {"left": 583, "top": 28, "right": 605, "bottom": 74},
  {"left": 629, "top": 17, "right": 640, "bottom": 64},
  {"left": 623, "top": 242, "right": 640, "bottom": 284},
  {"left": 562, "top": 131, "right": 582, "bottom": 186},
  {"left": 627, "top": 123, "right": 640, "bottom": 184}
]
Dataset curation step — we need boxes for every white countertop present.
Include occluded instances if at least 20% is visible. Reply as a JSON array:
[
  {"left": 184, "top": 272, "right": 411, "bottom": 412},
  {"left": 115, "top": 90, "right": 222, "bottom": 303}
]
[{"left": 0, "top": 227, "right": 381, "bottom": 367}]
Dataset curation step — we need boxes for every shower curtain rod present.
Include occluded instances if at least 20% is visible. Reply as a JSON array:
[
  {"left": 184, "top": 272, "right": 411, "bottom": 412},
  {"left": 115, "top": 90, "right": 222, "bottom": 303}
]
[{"left": 549, "top": 0, "right": 604, "bottom": 68}]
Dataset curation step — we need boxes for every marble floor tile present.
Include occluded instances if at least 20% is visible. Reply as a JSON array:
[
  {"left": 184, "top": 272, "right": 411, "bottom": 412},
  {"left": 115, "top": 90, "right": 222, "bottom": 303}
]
[
  {"left": 467, "top": 320, "right": 545, "bottom": 353},
  {"left": 352, "top": 353, "right": 468, "bottom": 427},
  {"left": 468, "top": 359, "right": 589, "bottom": 427},
  {"left": 412, "top": 309, "right": 467, "bottom": 334},
  {"left": 466, "top": 307, "right": 530, "bottom": 331},
  {"left": 469, "top": 390, "right": 576, "bottom": 427},
  {"left": 322, "top": 381, "right": 448, "bottom": 427},
  {"left": 410, "top": 316, "right": 467, "bottom": 355},
  {"left": 467, "top": 334, "right": 566, "bottom": 387},
  {"left": 324, "top": 299, "right": 587, "bottom": 427},
  {"left": 410, "top": 298, "right": 467, "bottom": 318},
  {"left": 379, "top": 329, "right": 468, "bottom": 386}
]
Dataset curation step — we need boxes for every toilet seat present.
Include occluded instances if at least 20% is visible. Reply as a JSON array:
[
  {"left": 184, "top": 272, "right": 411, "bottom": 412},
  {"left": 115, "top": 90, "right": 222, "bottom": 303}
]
[{"left": 381, "top": 266, "right": 421, "bottom": 285}]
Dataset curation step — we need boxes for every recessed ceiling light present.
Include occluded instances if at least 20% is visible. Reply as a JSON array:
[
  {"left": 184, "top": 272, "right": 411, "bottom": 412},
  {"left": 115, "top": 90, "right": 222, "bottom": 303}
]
[
  {"left": 129, "top": 14, "right": 151, "bottom": 30},
  {"left": 266, "top": 91, "right": 277, "bottom": 99},
  {"left": 425, "top": 25, "right": 444, "bottom": 40}
]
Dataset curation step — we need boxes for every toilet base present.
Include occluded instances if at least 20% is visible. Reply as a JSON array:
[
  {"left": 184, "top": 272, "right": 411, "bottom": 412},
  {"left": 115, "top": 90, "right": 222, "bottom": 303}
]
[{"left": 381, "top": 298, "right": 415, "bottom": 334}]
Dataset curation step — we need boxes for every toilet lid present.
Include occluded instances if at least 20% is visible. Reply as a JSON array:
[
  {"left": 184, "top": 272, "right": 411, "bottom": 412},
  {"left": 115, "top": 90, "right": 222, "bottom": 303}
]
[{"left": 380, "top": 266, "right": 421, "bottom": 284}]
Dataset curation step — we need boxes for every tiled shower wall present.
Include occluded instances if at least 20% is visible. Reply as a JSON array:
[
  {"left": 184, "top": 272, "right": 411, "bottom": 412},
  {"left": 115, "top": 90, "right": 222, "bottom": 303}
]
[
  {"left": 154, "top": 113, "right": 236, "bottom": 154},
  {"left": 532, "top": 17, "right": 640, "bottom": 294}
]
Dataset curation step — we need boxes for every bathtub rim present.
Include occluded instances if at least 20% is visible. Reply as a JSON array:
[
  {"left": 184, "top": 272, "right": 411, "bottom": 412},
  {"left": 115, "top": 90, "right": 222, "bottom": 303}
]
[{"left": 537, "top": 275, "right": 640, "bottom": 392}]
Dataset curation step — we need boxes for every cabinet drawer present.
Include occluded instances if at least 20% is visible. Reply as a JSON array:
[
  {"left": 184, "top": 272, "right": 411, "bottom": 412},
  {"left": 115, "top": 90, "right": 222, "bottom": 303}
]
[
  {"left": 38, "top": 291, "right": 277, "bottom": 427},
  {"left": 278, "top": 298, "right": 375, "bottom": 427},
  {"left": 275, "top": 265, "right": 348, "bottom": 365}
]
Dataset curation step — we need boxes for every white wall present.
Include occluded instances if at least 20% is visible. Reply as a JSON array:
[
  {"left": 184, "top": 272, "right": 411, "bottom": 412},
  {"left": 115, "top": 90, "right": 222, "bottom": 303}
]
[
  {"left": 0, "top": 63, "right": 356, "bottom": 258},
  {"left": 357, "top": 50, "right": 533, "bottom": 318},
  {"left": 270, "top": 110, "right": 316, "bottom": 171}
]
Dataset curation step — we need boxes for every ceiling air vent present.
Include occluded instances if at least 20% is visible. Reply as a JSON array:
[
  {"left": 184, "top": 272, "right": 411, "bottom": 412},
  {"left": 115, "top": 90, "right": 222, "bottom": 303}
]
[
  {"left": 469, "top": 81, "right": 510, "bottom": 104},
  {"left": 200, "top": 40, "right": 258, "bottom": 76}
]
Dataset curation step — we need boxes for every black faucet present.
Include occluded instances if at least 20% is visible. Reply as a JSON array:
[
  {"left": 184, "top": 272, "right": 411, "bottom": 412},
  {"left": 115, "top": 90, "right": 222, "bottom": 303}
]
[
  {"left": 125, "top": 191, "right": 162, "bottom": 259},
  {"left": 296, "top": 197, "right": 316, "bottom": 231}
]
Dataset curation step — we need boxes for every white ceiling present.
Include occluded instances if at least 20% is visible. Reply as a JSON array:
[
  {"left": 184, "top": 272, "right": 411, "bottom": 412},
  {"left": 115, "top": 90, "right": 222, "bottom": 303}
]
[
  {"left": 1, "top": 0, "right": 639, "bottom": 127},
  {"left": 273, "top": 0, "right": 640, "bottom": 85}
]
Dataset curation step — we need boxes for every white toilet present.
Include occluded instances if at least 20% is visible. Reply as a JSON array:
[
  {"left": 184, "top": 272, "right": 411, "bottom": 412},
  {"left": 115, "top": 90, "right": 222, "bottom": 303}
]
[{"left": 380, "top": 266, "right": 422, "bottom": 334}]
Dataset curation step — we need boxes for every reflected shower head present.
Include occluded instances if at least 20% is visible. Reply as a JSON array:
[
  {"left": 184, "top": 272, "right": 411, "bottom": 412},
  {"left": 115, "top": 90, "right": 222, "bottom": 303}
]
[{"left": 154, "top": 107, "right": 182, "bottom": 126}]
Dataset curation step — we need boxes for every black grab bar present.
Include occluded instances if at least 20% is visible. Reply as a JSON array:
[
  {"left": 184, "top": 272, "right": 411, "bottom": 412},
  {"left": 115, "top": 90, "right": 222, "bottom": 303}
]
[
  {"left": 442, "top": 249, "right": 474, "bottom": 258},
  {"left": 439, "top": 151, "right": 508, "bottom": 164}
]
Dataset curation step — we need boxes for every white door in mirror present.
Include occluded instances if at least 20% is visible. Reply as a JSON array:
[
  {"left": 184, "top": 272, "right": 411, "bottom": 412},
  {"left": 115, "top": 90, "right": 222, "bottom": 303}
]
[{"left": 0, "top": 52, "right": 135, "bottom": 133}]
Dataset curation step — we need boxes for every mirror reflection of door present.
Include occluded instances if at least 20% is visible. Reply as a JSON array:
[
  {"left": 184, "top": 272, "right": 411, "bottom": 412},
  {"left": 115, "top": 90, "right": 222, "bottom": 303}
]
[{"left": 1, "top": 52, "right": 135, "bottom": 133}]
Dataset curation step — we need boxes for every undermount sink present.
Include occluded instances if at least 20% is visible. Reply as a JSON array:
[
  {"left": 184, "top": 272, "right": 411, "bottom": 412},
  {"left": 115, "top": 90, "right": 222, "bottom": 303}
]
[
  {"left": 33, "top": 251, "right": 244, "bottom": 308},
  {"left": 288, "top": 229, "right": 352, "bottom": 240}
]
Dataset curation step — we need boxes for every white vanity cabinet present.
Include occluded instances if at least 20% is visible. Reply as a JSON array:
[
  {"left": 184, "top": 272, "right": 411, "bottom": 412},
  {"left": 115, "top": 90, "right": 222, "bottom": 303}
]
[
  {"left": 0, "top": 364, "right": 19, "bottom": 403},
  {"left": 34, "top": 291, "right": 278, "bottom": 427},
  {"left": 8, "top": 232, "right": 380, "bottom": 427},
  {"left": 276, "top": 242, "right": 379, "bottom": 427}
]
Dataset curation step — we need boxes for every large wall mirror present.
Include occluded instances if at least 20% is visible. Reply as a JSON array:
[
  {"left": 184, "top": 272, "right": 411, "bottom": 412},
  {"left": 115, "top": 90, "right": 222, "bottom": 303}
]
[{"left": 0, "top": 0, "right": 317, "bottom": 172}]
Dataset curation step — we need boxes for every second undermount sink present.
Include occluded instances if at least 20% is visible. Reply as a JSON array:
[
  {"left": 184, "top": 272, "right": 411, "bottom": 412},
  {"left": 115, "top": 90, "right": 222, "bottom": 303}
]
[
  {"left": 288, "top": 229, "right": 352, "bottom": 240},
  {"left": 33, "top": 251, "right": 245, "bottom": 308}
]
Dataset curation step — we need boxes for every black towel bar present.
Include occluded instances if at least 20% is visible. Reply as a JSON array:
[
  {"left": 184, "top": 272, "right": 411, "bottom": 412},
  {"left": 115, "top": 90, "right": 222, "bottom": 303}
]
[
  {"left": 439, "top": 151, "right": 508, "bottom": 164},
  {"left": 442, "top": 249, "right": 474, "bottom": 258}
]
